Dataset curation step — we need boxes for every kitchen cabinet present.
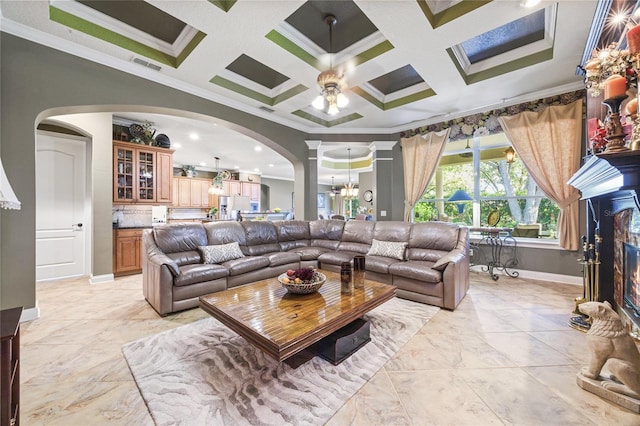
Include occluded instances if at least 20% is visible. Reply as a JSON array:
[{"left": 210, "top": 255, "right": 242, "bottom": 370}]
[
  {"left": 113, "top": 141, "right": 174, "bottom": 204},
  {"left": 1, "top": 307, "right": 21, "bottom": 426},
  {"left": 241, "top": 181, "right": 260, "bottom": 202},
  {"left": 173, "top": 177, "right": 213, "bottom": 208},
  {"left": 114, "top": 228, "right": 143, "bottom": 276},
  {"left": 224, "top": 180, "right": 241, "bottom": 196}
]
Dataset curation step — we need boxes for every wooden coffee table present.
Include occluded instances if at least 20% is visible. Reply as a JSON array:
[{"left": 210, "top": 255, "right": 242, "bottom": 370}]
[{"left": 199, "top": 270, "right": 396, "bottom": 363}]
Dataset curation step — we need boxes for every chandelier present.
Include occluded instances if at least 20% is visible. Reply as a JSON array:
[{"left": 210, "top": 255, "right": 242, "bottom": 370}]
[
  {"left": 312, "top": 15, "right": 348, "bottom": 115},
  {"left": 208, "top": 157, "right": 229, "bottom": 195},
  {"left": 340, "top": 148, "right": 359, "bottom": 199}
]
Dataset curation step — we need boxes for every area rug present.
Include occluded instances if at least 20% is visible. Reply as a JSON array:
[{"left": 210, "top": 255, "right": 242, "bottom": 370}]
[{"left": 122, "top": 298, "right": 439, "bottom": 426}]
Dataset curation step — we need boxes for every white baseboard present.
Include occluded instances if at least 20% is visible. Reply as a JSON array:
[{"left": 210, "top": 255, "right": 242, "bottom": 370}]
[
  {"left": 20, "top": 304, "right": 40, "bottom": 322},
  {"left": 470, "top": 265, "right": 582, "bottom": 286},
  {"left": 89, "top": 274, "right": 114, "bottom": 284}
]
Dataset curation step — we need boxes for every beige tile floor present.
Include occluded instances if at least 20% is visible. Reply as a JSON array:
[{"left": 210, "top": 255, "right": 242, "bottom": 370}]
[{"left": 19, "top": 272, "right": 640, "bottom": 425}]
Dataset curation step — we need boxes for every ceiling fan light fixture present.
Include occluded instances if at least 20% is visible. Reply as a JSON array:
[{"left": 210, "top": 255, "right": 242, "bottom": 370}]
[{"left": 313, "top": 15, "right": 348, "bottom": 115}]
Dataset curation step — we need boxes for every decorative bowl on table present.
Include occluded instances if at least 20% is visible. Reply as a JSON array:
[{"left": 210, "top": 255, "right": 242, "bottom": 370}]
[{"left": 278, "top": 268, "right": 326, "bottom": 294}]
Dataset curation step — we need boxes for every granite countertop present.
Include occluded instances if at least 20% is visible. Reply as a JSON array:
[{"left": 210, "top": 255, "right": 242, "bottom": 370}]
[{"left": 113, "top": 224, "right": 153, "bottom": 229}]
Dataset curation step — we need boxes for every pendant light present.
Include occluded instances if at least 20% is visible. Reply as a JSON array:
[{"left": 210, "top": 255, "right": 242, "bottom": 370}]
[
  {"left": 340, "top": 148, "right": 358, "bottom": 199},
  {"left": 209, "top": 157, "right": 225, "bottom": 195}
]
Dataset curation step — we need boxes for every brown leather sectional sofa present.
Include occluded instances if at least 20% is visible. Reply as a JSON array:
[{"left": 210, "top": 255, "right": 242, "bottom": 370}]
[{"left": 142, "top": 219, "right": 470, "bottom": 316}]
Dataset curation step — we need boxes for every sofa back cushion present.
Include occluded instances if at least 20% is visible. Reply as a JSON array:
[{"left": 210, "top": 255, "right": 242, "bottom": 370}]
[
  {"left": 407, "top": 222, "right": 460, "bottom": 262},
  {"left": 241, "top": 221, "right": 281, "bottom": 255},
  {"left": 153, "top": 223, "right": 208, "bottom": 266},
  {"left": 309, "top": 219, "right": 345, "bottom": 250},
  {"left": 204, "top": 221, "right": 246, "bottom": 244},
  {"left": 338, "top": 220, "right": 375, "bottom": 254},
  {"left": 274, "top": 220, "right": 310, "bottom": 251},
  {"left": 373, "top": 221, "right": 411, "bottom": 242}
]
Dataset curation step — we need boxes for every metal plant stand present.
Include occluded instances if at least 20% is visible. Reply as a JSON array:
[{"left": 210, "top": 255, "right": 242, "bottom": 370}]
[{"left": 470, "top": 227, "right": 519, "bottom": 281}]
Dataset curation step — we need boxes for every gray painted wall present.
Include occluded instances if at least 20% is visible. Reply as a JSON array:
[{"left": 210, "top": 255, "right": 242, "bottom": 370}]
[{"left": 260, "top": 178, "right": 294, "bottom": 213}]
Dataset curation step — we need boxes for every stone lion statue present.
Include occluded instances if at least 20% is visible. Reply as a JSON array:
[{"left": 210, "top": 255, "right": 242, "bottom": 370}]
[{"left": 578, "top": 301, "right": 640, "bottom": 399}]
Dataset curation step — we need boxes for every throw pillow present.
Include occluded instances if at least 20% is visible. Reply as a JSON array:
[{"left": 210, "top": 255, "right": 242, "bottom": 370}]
[
  {"left": 199, "top": 242, "right": 244, "bottom": 264},
  {"left": 367, "top": 239, "right": 407, "bottom": 260}
]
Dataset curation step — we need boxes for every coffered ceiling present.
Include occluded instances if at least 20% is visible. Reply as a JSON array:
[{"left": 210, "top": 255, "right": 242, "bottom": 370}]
[{"left": 1, "top": 1, "right": 601, "bottom": 184}]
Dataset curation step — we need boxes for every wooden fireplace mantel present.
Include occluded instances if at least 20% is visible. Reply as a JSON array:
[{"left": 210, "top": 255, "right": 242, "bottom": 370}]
[{"left": 568, "top": 150, "right": 640, "bottom": 201}]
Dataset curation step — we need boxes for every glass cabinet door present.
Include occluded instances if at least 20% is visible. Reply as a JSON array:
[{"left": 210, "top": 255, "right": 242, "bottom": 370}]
[
  {"left": 115, "top": 146, "right": 135, "bottom": 202},
  {"left": 138, "top": 150, "right": 155, "bottom": 201}
]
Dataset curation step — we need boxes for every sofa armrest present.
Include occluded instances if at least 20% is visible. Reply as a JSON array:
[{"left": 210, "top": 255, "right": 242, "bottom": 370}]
[
  {"left": 441, "top": 227, "right": 470, "bottom": 310},
  {"left": 142, "top": 230, "right": 179, "bottom": 316},
  {"left": 141, "top": 229, "right": 180, "bottom": 276},
  {"left": 431, "top": 248, "right": 465, "bottom": 270}
]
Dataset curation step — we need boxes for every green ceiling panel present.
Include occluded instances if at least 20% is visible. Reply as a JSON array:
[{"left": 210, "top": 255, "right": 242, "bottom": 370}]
[
  {"left": 210, "top": 76, "right": 308, "bottom": 106},
  {"left": 348, "top": 40, "right": 394, "bottom": 68},
  {"left": 49, "top": 5, "right": 205, "bottom": 68},
  {"left": 292, "top": 110, "right": 363, "bottom": 128},
  {"left": 352, "top": 87, "right": 436, "bottom": 110},
  {"left": 417, "top": 0, "right": 492, "bottom": 28},
  {"left": 266, "top": 30, "right": 320, "bottom": 69},
  {"left": 447, "top": 47, "right": 554, "bottom": 85},
  {"left": 267, "top": 31, "right": 393, "bottom": 71},
  {"left": 208, "top": 0, "right": 238, "bottom": 13}
]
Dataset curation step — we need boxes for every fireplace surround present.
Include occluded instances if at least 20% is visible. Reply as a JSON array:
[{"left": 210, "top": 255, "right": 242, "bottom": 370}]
[{"left": 569, "top": 150, "right": 640, "bottom": 336}]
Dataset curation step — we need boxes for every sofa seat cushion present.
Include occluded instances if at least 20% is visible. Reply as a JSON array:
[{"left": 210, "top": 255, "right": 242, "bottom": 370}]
[
  {"left": 365, "top": 255, "right": 403, "bottom": 274},
  {"left": 174, "top": 263, "right": 229, "bottom": 287},
  {"left": 292, "top": 246, "right": 330, "bottom": 260},
  {"left": 223, "top": 256, "right": 270, "bottom": 276},
  {"left": 318, "top": 250, "right": 360, "bottom": 267},
  {"left": 388, "top": 260, "right": 442, "bottom": 283},
  {"left": 265, "top": 251, "right": 301, "bottom": 267}
]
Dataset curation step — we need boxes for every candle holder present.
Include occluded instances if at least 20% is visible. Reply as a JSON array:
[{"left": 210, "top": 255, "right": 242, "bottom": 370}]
[{"left": 602, "top": 94, "right": 630, "bottom": 152}]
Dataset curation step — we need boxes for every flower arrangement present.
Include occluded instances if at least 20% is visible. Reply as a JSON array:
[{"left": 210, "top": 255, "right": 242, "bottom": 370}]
[
  {"left": 273, "top": 207, "right": 281, "bottom": 213},
  {"left": 583, "top": 43, "right": 638, "bottom": 97}
]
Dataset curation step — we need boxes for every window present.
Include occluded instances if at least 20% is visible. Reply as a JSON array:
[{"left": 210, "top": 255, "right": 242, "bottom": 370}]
[{"left": 414, "top": 133, "right": 559, "bottom": 239}]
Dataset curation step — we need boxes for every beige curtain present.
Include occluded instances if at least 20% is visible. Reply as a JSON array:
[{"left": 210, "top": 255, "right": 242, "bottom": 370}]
[
  {"left": 498, "top": 100, "right": 582, "bottom": 251},
  {"left": 400, "top": 129, "right": 451, "bottom": 222}
]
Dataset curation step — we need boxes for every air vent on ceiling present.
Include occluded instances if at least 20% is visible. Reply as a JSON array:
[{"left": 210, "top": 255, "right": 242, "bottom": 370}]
[
  {"left": 259, "top": 106, "right": 275, "bottom": 113},
  {"left": 132, "top": 57, "right": 162, "bottom": 72}
]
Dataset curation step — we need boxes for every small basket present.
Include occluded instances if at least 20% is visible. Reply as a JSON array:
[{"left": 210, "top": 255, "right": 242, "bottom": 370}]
[{"left": 278, "top": 271, "right": 326, "bottom": 294}]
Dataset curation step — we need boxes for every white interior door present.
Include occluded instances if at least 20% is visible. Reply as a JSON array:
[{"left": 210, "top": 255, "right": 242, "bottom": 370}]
[{"left": 36, "top": 132, "right": 87, "bottom": 281}]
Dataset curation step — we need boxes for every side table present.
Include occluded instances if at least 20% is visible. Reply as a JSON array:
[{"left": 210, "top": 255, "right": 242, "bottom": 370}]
[
  {"left": 470, "top": 227, "right": 519, "bottom": 281},
  {"left": 1, "top": 307, "right": 22, "bottom": 426}
]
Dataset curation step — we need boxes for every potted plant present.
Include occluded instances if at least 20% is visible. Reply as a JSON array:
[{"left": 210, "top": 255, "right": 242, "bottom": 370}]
[
  {"left": 209, "top": 207, "right": 218, "bottom": 219},
  {"left": 182, "top": 165, "right": 197, "bottom": 177}
]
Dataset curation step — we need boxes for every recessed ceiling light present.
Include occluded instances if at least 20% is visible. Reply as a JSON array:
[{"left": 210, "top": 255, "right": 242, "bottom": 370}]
[
  {"left": 268, "top": 164, "right": 274, "bottom": 167},
  {"left": 189, "top": 133, "right": 199, "bottom": 140},
  {"left": 234, "top": 165, "right": 240, "bottom": 169},
  {"left": 254, "top": 146, "right": 262, "bottom": 152},
  {"left": 199, "top": 162, "right": 206, "bottom": 166},
  {"left": 254, "top": 168, "right": 260, "bottom": 172},
  {"left": 173, "top": 143, "right": 182, "bottom": 149}
]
